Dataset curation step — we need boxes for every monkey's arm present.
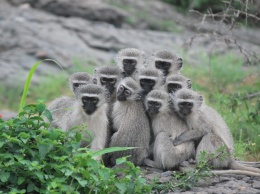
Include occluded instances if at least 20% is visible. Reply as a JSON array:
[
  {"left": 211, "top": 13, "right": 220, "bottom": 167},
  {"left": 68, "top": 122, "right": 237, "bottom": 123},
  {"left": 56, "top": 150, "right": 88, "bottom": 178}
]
[{"left": 172, "top": 130, "right": 207, "bottom": 146}]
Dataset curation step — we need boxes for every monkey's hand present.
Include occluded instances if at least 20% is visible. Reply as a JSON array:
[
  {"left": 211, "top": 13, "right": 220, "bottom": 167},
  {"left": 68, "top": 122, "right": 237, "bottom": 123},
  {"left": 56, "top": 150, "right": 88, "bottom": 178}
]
[{"left": 171, "top": 136, "right": 182, "bottom": 146}]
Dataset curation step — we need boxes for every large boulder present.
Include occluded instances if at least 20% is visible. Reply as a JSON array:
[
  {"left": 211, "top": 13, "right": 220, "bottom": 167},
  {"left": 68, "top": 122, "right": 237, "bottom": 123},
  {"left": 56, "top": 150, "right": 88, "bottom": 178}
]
[{"left": 8, "top": 0, "right": 127, "bottom": 27}]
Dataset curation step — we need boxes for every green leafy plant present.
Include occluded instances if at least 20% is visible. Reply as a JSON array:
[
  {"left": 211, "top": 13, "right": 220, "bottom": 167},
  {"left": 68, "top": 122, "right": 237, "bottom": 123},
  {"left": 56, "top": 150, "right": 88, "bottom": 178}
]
[{"left": 0, "top": 102, "right": 151, "bottom": 193}]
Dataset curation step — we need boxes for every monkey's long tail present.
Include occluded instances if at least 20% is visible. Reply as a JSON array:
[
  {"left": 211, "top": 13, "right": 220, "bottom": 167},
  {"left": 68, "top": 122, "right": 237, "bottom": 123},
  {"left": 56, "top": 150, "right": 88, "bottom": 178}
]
[
  {"left": 212, "top": 170, "right": 260, "bottom": 177},
  {"left": 230, "top": 159, "right": 260, "bottom": 174},
  {"left": 236, "top": 161, "right": 260, "bottom": 168}
]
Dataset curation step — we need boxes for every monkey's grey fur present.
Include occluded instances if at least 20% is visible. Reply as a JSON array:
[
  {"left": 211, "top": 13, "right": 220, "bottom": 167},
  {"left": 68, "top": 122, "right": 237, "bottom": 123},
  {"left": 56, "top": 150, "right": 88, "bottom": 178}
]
[
  {"left": 49, "top": 84, "right": 109, "bottom": 161},
  {"left": 172, "top": 88, "right": 260, "bottom": 175},
  {"left": 163, "top": 74, "right": 192, "bottom": 94},
  {"left": 136, "top": 67, "right": 164, "bottom": 96},
  {"left": 48, "top": 72, "right": 94, "bottom": 128},
  {"left": 149, "top": 50, "right": 182, "bottom": 76},
  {"left": 115, "top": 48, "right": 147, "bottom": 79},
  {"left": 108, "top": 77, "right": 150, "bottom": 166},
  {"left": 144, "top": 89, "right": 195, "bottom": 170},
  {"left": 68, "top": 72, "right": 94, "bottom": 93},
  {"left": 94, "top": 65, "right": 122, "bottom": 103}
]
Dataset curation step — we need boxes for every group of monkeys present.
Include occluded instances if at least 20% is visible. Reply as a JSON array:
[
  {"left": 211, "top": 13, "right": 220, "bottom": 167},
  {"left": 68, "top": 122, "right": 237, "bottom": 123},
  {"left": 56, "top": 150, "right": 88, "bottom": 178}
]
[{"left": 48, "top": 48, "right": 260, "bottom": 176}]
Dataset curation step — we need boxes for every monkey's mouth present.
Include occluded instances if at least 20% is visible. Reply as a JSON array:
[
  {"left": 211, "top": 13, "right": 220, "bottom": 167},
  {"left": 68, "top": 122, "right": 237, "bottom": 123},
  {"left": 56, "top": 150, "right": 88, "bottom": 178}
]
[
  {"left": 83, "top": 109, "right": 95, "bottom": 115},
  {"left": 117, "top": 95, "right": 127, "bottom": 101},
  {"left": 180, "top": 109, "right": 191, "bottom": 116}
]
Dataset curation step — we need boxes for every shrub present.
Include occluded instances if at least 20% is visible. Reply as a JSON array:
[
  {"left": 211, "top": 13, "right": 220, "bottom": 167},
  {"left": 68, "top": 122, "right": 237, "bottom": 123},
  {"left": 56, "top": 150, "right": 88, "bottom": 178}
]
[{"left": 0, "top": 102, "right": 151, "bottom": 193}]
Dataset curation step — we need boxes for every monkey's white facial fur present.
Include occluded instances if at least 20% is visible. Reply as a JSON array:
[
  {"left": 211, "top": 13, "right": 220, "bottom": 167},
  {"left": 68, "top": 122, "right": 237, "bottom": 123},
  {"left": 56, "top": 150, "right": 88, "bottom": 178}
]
[
  {"left": 116, "top": 77, "right": 142, "bottom": 102},
  {"left": 171, "top": 88, "right": 203, "bottom": 118}
]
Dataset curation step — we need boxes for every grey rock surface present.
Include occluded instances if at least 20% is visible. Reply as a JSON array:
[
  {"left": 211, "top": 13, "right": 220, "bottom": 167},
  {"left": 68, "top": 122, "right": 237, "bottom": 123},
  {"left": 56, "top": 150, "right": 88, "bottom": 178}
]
[{"left": 142, "top": 167, "right": 260, "bottom": 194}]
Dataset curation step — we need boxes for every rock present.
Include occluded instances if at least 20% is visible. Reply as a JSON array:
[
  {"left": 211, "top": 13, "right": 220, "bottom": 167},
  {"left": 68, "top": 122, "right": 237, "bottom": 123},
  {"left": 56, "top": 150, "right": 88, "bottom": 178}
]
[
  {"left": 252, "top": 180, "right": 260, "bottom": 189},
  {"left": 8, "top": 0, "right": 127, "bottom": 27},
  {"left": 0, "top": 110, "right": 17, "bottom": 120},
  {"left": 141, "top": 167, "right": 260, "bottom": 194}
]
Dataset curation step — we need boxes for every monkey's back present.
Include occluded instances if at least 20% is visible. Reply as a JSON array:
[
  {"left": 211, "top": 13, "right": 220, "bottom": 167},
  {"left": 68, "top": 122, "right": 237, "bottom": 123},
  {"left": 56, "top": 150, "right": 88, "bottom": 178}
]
[
  {"left": 194, "top": 105, "right": 234, "bottom": 154},
  {"left": 47, "top": 96, "right": 75, "bottom": 129},
  {"left": 110, "top": 101, "right": 150, "bottom": 165}
]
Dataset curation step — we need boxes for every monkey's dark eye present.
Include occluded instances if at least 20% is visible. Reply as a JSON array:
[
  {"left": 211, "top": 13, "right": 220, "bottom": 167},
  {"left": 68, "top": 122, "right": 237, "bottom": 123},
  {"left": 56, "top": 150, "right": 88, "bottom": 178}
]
[
  {"left": 73, "top": 83, "right": 80, "bottom": 88},
  {"left": 177, "top": 85, "right": 182, "bottom": 89},
  {"left": 162, "top": 61, "right": 171, "bottom": 68},
  {"left": 109, "top": 78, "right": 116, "bottom": 84},
  {"left": 118, "top": 85, "right": 124, "bottom": 92},
  {"left": 124, "top": 89, "right": 131, "bottom": 96},
  {"left": 187, "top": 102, "right": 193, "bottom": 107},
  {"left": 155, "top": 102, "right": 161, "bottom": 108},
  {"left": 123, "top": 59, "right": 137, "bottom": 65},
  {"left": 101, "top": 77, "right": 107, "bottom": 83},
  {"left": 92, "top": 97, "right": 98, "bottom": 104}
]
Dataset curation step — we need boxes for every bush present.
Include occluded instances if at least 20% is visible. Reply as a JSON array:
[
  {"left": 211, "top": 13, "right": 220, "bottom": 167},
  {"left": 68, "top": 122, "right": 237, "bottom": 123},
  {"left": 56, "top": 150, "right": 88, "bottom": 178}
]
[{"left": 0, "top": 102, "right": 151, "bottom": 193}]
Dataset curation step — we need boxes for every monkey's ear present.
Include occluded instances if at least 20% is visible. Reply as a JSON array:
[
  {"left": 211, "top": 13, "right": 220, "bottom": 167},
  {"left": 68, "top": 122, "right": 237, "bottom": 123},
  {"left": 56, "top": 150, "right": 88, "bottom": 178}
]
[
  {"left": 92, "top": 78, "right": 98, "bottom": 84},
  {"left": 198, "top": 95, "right": 203, "bottom": 106},
  {"left": 177, "top": 58, "right": 183, "bottom": 70},
  {"left": 187, "top": 80, "right": 192, "bottom": 89}
]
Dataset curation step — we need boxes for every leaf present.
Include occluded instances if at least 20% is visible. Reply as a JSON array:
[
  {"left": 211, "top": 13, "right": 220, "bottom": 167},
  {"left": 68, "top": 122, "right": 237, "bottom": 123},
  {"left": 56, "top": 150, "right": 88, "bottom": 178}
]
[
  {"left": 27, "top": 182, "right": 35, "bottom": 192},
  {"left": 92, "top": 147, "right": 136, "bottom": 157},
  {"left": 98, "top": 168, "right": 110, "bottom": 183},
  {"left": 18, "top": 177, "right": 25, "bottom": 185},
  {"left": 75, "top": 131, "right": 82, "bottom": 142},
  {"left": 43, "top": 109, "right": 53, "bottom": 123},
  {"left": 0, "top": 172, "right": 10, "bottom": 182},
  {"left": 18, "top": 132, "right": 30, "bottom": 144},
  {"left": 37, "top": 142, "right": 54, "bottom": 159},
  {"left": 36, "top": 103, "right": 46, "bottom": 115},
  {"left": 0, "top": 141, "right": 5, "bottom": 148},
  {"left": 115, "top": 182, "right": 127, "bottom": 194},
  {"left": 19, "top": 59, "right": 61, "bottom": 113}
]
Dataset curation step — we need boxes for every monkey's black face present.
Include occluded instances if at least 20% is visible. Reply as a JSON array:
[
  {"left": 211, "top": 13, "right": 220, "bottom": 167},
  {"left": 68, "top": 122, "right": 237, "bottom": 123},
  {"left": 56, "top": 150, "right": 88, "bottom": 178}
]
[
  {"left": 100, "top": 77, "right": 116, "bottom": 94},
  {"left": 82, "top": 96, "right": 99, "bottom": 115},
  {"left": 167, "top": 83, "right": 182, "bottom": 93},
  {"left": 178, "top": 101, "right": 193, "bottom": 117},
  {"left": 73, "top": 83, "right": 85, "bottom": 92},
  {"left": 117, "top": 85, "right": 132, "bottom": 101},
  {"left": 147, "top": 101, "right": 161, "bottom": 116},
  {"left": 123, "top": 59, "right": 137, "bottom": 76},
  {"left": 155, "top": 61, "right": 171, "bottom": 76},
  {"left": 140, "top": 79, "right": 155, "bottom": 95}
]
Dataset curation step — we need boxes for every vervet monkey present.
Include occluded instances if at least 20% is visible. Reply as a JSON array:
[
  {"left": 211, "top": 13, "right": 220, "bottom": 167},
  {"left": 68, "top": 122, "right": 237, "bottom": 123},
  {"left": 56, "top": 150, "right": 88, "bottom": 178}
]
[
  {"left": 108, "top": 77, "right": 150, "bottom": 166},
  {"left": 115, "top": 48, "right": 147, "bottom": 78},
  {"left": 150, "top": 50, "right": 182, "bottom": 77},
  {"left": 172, "top": 89, "right": 260, "bottom": 175},
  {"left": 69, "top": 72, "right": 94, "bottom": 93},
  {"left": 136, "top": 67, "right": 164, "bottom": 96},
  {"left": 164, "top": 74, "right": 191, "bottom": 94},
  {"left": 93, "top": 66, "right": 122, "bottom": 103},
  {"left": 48, "top": 72, "right": 93, "bottom": 128},
  {"left": 144, "top": 89, "right": 195, "bottom": 170}
]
